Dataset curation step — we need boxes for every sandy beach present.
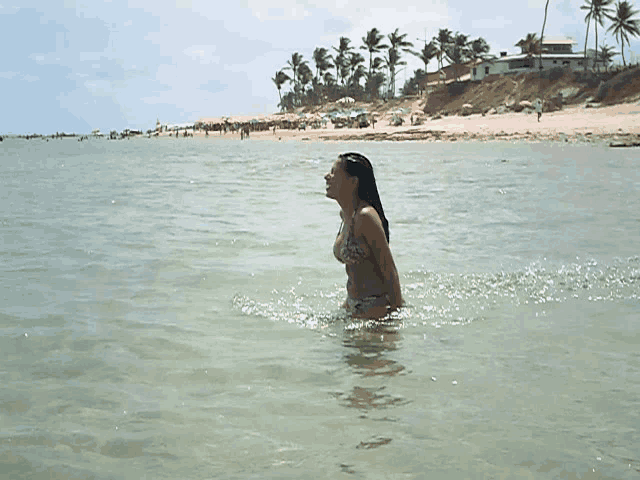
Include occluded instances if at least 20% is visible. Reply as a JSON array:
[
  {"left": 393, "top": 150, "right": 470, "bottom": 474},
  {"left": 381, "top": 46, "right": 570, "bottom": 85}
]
[{"left": 186, "top": 102, "right": 640, "bottom": 144}]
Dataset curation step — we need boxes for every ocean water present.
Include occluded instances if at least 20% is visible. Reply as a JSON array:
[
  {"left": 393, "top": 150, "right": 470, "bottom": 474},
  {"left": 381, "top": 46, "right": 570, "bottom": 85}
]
[{"left": 1, "top": 136, "right": 639, "bottom": 479}]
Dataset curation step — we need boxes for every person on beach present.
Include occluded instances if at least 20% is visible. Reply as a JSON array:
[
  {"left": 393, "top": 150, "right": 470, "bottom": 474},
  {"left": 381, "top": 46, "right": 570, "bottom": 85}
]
[
  {"left": 534, "top": 97, "right": 543, "bottom": 122},
  {"left": 324, "top": 152, "right": 403, "bottom": 318}
]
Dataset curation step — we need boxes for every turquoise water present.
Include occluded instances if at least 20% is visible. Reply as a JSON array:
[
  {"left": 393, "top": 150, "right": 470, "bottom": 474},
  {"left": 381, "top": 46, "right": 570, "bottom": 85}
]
[{"left": 1, "top": 137, "right": 639, "bottom": 479}]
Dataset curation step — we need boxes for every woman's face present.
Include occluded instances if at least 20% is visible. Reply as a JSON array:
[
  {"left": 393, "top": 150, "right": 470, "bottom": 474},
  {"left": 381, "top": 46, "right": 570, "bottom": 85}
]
[{"left": 324, "top": 158, "right": 356, "bottom": 200}]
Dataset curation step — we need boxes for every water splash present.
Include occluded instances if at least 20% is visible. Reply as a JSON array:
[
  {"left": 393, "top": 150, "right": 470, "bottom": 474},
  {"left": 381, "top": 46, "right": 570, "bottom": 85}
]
[{"left": 232, "top": 256, "right": 640, "bottom": 330}]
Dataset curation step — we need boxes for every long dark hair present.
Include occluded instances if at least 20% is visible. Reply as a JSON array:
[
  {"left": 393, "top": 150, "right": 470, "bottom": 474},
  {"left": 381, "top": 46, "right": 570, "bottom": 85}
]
[{"left": 339, "top": 152, "right": 390, "bottom": 243}]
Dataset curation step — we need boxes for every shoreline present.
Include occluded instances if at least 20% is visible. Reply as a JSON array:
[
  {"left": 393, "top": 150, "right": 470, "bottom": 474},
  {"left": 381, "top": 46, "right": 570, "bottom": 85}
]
[
  {"left": 187, "top": 102, "right": 640, "bottom": 145},
  {"left": 15, "top": 101, "right": 633, "bottom": 145}
]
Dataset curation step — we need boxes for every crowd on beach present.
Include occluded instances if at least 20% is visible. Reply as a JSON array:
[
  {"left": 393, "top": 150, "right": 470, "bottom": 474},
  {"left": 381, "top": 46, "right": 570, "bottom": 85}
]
[{"left": 153, "top": 99, "right": 639, "bottom": 147}]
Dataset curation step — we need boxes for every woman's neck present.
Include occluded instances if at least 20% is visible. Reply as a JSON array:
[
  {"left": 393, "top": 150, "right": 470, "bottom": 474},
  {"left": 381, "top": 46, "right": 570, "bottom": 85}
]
[{"left": 339, "top": 194, "right": 364, "bottom": 221}]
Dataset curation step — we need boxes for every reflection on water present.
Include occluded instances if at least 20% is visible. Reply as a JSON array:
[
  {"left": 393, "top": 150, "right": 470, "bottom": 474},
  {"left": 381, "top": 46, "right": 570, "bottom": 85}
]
[
  {"left": 334, "top": 318, "right": 408, "bottom": 459},
  {"left": 333, "top": 385, "right": 408, "bottom": 412},
  {"left": 342, "top": 320, "right": 405, "bottom": 378}
]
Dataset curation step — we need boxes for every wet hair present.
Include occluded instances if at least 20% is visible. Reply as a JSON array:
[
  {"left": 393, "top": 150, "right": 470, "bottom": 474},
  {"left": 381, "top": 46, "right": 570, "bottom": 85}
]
[{"left": 339, "top": 152, "right": 390, "bottom": 243}]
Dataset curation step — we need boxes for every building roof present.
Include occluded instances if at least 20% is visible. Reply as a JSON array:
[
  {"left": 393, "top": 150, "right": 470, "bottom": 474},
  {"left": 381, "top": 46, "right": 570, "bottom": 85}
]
[
  {"left": 541, "top": 36, "right": 577, "bottom": 45},
  {"left": 482, "top": 52, "right": 585, "bottom": 64}
]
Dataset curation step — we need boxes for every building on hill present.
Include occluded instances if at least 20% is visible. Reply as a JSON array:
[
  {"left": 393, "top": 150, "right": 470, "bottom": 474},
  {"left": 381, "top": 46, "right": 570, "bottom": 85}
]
[
  {"left": 471, "top": 36, "right": 604, "bottom": 81},
  {"left": 419, "top": 62, "right": 474, "bottom": 93}
]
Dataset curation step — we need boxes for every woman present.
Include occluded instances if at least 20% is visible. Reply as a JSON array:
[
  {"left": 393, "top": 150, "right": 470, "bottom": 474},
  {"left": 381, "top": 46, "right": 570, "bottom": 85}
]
[{"left": 324, "top": 152, "right": 403, "bottom": 318}]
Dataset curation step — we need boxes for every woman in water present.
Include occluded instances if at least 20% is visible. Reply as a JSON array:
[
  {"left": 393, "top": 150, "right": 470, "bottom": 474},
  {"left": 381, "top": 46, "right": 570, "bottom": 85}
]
[{"left": 324, "top": 152, "right": 403, "bottom": 318}]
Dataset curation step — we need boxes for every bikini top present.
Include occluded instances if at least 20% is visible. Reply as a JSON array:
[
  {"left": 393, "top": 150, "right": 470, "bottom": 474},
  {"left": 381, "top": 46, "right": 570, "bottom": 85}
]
[{"left": 334, "top": 211, "right": 369, "bottom": 265}]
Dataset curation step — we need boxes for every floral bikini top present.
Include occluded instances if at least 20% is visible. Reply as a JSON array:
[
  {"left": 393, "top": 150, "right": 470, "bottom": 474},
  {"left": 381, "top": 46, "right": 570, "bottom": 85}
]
[{"left": 333, "top": 211, "right": 369, "bottom": 265}]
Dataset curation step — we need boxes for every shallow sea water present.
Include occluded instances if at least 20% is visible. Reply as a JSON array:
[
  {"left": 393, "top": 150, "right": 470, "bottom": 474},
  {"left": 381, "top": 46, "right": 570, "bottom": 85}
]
[{"left": 1, "top": 136, "right": 639, "bottom": 479}]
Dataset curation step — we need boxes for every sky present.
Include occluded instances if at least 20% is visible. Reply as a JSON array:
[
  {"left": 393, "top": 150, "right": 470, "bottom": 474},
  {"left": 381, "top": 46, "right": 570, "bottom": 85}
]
[{"left": 2, "top": 0, "right": 638, "bottom": 134}]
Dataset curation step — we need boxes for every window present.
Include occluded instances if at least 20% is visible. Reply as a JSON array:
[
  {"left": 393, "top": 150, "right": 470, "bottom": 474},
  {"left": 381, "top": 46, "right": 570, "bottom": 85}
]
[
  {"left": 473, "top": 67, "right": 477, "bottom": 76},
  {"left": 508, "top": 59, "right": 533, "bottom": 69},
  {"left": 485, "top": 66, "right": 490, "bottom": 74},
  {"left": 553, "top": 60, "right": 557, "bottom": 64},
  {"left": 562, "top": 60, "right": 570, "bottom": 66}
]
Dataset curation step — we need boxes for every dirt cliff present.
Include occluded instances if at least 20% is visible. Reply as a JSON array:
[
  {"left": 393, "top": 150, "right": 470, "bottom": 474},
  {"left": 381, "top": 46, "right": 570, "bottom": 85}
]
[
  {"left": 298, "top": 66, "right": 640, "bottom": 122},
  {"left": 421, "top": 66, "right": 640, "bottom": 116}
]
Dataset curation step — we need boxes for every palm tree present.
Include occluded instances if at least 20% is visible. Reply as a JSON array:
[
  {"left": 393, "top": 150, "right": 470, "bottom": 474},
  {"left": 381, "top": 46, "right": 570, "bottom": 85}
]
[
  {"left": 271, "top": 70, "right": 290, "bottom": 107},
  {"left": 516, "top": 32, "right": 542, "bottom": 70},
  {"left": 312, "top": 47, "right": 333, "bottom": 83},
  {"left": 540, "top": 0, "right": 550, "bottom": 89},
  {"left": 298, "top": 62, "right": 313, "bottom": 103},
  {"left": 333, "top": 37, "right": 353, "bottom": 86},
  {"left": 386, "top": 28, "right": 413, "bottom": 97},
  {"left": 591, "top": 0, "right": 615, "bottom": 71},
  {"left": 384, "top": 47, "right": 403, "bottom": 98},
  {"left": 361, "top": 28, "right": 388, "bottom": 81},
  {"left": 435, "top": 28, "right": 453, "bottom": 84},
  {"left": 285, "top": 52, "right": 308, "bottom": 105},
  {"left": 516, "top": 33, "right": 542, "bottom": 55},
  {"left": 412, "top": 40, "right": 439, "bottom": 74},
  {"left": 607, "top": 0, "right": 640, "bottom": 66},
  {"left": 469, "top": 37, "right": 490, "bottom": 62},
  {"left": 581, "top": 0, "right": 594, "bottom": 71},
  {"left": 347, "top": 52, "right": 365, "bottom": 89},
  {"left": 388, "top": 28, "right": 414, "bottom": 56},
  {"left": 323, "top": 71, "right": 336, "bottom": 86},
  {"left": 350, "top": 65, "right": 367, "bottom": 98},
  {"left": 598, "top": 43, "right": 617, "bottom": 70},
  {"left": 365, "top": 57, "right": 385, "bottom": 99},
  {"left": 444, "top": 33, "right": 471, "bottom": 82}
]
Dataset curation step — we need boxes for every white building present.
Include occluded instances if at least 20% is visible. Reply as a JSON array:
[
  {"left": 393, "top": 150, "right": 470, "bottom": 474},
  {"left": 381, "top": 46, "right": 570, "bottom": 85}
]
[{"left": 472, "top": 36, "right": 602, "bottom": 81}]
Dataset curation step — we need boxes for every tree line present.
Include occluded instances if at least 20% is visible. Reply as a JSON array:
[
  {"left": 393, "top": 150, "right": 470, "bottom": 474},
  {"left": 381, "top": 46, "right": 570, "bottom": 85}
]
[{"left": 272, "top": 28, "right": 491, "bottom": 111}]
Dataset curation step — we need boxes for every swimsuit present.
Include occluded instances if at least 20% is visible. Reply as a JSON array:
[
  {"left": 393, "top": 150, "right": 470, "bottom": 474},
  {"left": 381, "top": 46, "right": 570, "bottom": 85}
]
[
  {"left": 345, "top": 294, "right": 389, "bottom": 315},
  {"left": 333, "top": 212, "right": 368, "bottom": 265}
]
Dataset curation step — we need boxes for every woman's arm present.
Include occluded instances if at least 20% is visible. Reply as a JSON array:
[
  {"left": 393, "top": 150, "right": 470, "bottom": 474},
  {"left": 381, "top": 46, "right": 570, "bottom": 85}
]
[{"left": 356, "top": 207, "right": 403, "bottom": 309}]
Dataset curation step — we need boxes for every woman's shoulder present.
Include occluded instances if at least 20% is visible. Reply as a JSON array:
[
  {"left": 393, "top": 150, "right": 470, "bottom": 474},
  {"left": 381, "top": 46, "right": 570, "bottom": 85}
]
[
  {"left": 357, "top": 205, "right": 380, "bottom": 220},
  {"left": 355, "top": 205, "right": 383, "bottom": 232}
]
